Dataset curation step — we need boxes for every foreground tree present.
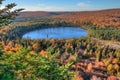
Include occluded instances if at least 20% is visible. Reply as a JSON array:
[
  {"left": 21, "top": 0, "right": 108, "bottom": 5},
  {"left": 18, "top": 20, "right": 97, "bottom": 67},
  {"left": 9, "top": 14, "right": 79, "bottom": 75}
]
[
  {"left": 0, "top": 48, "right": 74, "bottom": 80},
  {"left": 0, "top": 0, "right": 23, "bottom": 27}
]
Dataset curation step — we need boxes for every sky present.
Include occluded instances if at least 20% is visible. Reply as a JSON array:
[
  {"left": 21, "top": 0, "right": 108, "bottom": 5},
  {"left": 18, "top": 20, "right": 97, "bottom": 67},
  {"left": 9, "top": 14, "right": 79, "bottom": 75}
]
[{"left": 2, "top": 0, "right": 120, "bottom": 11}]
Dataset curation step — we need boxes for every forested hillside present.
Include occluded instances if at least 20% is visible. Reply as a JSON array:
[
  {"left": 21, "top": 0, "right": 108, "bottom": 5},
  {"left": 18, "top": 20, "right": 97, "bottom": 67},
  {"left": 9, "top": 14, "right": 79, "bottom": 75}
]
[
  {"left": 17, "top": 9, "right": 120, "bottom": 28},
  {"left": 53, "top": 8, "right": 120, "bottom": 28},
  {"left": 16, "top": 11, "right": 69, "bottom": 21},
  {"left": 0, "top": 0, "right": 120, "bottom": 79}
]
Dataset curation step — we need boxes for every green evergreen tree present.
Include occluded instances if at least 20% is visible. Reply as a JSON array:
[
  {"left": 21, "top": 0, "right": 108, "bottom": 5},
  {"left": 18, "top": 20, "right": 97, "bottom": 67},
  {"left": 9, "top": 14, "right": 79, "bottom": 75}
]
[{"left": 0, "top": 0, "right": 24, "bottom": 27}]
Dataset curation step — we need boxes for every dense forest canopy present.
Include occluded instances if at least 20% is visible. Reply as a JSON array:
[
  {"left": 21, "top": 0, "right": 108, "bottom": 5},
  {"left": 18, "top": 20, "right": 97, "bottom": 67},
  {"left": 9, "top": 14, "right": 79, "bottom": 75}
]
[
  {"left": 16, "top": 9, "right": 120, "bottom": 28},
  {"left": 0, "top": 0, "right": 120, "bottom": 80},
  {"left": 53, "top": 9, "right": 120, "bottom": 28}
]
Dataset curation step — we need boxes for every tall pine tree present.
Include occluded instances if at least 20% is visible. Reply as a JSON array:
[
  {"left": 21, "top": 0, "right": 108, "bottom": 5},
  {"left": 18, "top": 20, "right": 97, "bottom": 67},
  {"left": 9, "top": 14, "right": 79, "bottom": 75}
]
[{"left": 0, "top": 0, "right": 24, "bottom": 27}]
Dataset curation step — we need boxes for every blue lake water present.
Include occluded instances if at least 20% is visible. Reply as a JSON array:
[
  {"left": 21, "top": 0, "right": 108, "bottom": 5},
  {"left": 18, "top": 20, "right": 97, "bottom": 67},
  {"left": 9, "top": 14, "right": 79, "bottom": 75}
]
[{"left": 23, "top": 27, "right": 87, "bottom": 39}]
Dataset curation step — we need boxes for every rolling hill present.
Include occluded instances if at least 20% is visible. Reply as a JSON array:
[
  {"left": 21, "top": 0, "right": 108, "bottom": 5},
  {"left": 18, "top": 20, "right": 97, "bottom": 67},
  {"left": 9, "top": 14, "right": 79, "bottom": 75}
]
[{"left": 17, "top": 8, "right": 120, "bottom": 28}]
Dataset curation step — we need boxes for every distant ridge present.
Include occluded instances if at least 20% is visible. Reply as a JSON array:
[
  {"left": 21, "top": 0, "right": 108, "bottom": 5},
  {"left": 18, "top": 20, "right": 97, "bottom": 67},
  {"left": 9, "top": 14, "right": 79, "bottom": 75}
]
[
  {"left": 52, "top": 8, "right": 120, "bottom": 28},
  {"left": 17, "top": 8, "right": 120, "bottom": 18},
  {"left": 17, "top": 8, "right": 120, "bottom": 28},
  {"left": 17, "top": 11, "right": 70, "bottom": 19}
]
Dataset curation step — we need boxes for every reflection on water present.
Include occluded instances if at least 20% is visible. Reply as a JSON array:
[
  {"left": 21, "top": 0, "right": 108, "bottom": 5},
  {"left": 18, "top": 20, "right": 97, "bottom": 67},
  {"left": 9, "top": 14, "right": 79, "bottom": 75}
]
[{"left": 23, "top": 27, "right": 87, "bottom": 39}]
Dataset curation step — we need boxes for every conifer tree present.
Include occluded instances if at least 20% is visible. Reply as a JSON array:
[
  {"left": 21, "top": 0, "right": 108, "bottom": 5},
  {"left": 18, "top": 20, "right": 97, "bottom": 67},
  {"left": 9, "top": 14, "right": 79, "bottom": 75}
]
[{"left": 0, "top": 0, "right": 24, "bottom": 27}]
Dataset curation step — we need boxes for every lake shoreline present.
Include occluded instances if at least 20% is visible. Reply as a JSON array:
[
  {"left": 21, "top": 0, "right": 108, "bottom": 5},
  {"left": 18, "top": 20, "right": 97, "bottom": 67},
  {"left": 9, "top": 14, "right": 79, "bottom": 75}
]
[{"left": 23, "top": 26, "right": 87, "bottom": 39}]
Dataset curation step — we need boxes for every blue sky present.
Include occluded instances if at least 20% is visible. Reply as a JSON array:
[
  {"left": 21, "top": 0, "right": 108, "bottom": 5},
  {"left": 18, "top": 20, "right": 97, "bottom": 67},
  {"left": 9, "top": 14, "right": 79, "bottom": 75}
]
[{"left": 2, "top": 0, "right": 120, "bottom": 11}]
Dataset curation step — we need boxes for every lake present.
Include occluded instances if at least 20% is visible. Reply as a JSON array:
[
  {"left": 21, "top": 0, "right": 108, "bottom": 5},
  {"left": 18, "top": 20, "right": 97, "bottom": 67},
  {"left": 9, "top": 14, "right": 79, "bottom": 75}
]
[{"left": 23, "top": 27, "right": 87, "bottom": 39}]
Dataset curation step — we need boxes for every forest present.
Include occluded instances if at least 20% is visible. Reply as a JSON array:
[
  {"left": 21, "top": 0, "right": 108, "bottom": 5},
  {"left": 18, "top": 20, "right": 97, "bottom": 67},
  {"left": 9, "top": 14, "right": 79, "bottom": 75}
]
[{"left": 0, "top": 0, "right": 120, "bottom": 80}]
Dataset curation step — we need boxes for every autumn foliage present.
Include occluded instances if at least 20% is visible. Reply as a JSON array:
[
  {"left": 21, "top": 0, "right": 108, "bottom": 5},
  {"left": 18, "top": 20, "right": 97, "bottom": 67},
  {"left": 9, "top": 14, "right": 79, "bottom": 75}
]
[{"left": 53, "top": 9, "right": 120, "bottom": 28}]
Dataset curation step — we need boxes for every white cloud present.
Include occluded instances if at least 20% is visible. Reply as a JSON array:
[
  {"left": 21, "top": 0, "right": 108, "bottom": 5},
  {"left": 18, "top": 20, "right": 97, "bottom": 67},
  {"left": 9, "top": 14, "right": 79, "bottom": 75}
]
[
  {"left": 15, "top": 3, "right": 74, "bottom": 11},
  {"left": 17, "top": 5, "right": 70, "bottom": 11},
  {"left": 76, "top": 2, "right": 99, "bottom": 11},
  {"left": 14, "top": 2, "right": 106, "bottom": 11},
  {"left": 37, "top": 3, "right": 45, "bottom": 6},
  {"left": 77, "top": 2, "right": 90, "bottom": 8}
]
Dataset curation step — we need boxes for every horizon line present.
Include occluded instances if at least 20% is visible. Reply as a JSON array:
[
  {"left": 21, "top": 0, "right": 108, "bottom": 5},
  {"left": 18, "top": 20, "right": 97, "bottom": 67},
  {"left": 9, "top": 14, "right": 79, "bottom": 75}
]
[{"left": 21, "top": 8, "right": 120, "bottom": 12}]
